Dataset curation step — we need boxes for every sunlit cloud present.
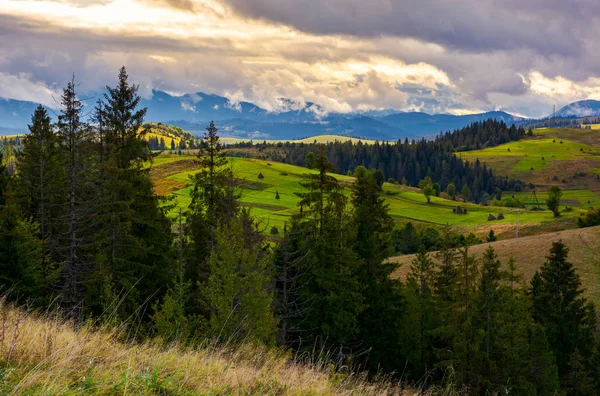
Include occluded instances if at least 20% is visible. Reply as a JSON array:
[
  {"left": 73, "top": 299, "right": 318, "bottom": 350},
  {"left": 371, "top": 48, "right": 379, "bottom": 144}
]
[{"left": 1, "top": 0, "right": 600, "bottom": 117}]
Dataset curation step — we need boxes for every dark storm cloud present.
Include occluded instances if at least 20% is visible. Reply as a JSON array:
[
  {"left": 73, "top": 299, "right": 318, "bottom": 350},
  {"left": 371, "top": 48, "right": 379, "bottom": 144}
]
[{"left": 221, "top": 0, "right": 597, "bottom": 57}]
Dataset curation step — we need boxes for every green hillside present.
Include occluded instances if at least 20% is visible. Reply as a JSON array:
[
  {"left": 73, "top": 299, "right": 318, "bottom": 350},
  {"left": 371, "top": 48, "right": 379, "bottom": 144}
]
[
  {"left": 149, "top": 153, "right": 586, "bottom": 237},
  {"left": 458, "top": 130, "right": 600, "bottom": 193},
  {"left": 143, "top": 122, "right": 198, "bottom": 149}
]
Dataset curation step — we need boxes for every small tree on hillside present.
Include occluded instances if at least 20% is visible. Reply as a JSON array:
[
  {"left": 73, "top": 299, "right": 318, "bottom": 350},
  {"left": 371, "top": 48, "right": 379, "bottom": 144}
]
[
  {"left": 547, "top": 186, "right": 562, "bottom": 217},
  {"left": 305, "top": 151, "right": 315, "bottom": 169},
  {"left": 462, "top": 184, "right": 471, "bottom": 202},
  {"left": 447, "top": 182, "right": 456, "bottom": 200},
  {"left": 419, "top": 176, "right": 434, "bottom": 203}
]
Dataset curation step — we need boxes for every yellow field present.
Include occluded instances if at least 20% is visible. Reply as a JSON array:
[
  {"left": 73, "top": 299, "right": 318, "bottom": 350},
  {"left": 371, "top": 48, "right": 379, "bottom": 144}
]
[{"left": 145, "top": 132, "right": 182, "bottom": 147}]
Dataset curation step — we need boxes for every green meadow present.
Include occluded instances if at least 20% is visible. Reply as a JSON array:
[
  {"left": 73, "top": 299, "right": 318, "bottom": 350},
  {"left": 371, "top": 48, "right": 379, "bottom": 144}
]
[
  {"left": 149, "top": 154, "right": 583, "bottom": 236},
  {"left": 510, "top": 189, "right": 600, "bottom": 208},
  {"left": 458, "top": 137, "right": 600, "bottom": 173}
]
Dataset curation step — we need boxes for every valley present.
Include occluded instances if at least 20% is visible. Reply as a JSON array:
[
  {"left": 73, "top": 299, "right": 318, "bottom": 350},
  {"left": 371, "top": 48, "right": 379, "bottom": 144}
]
[{"left": 149, "top": 146, "right": 598, "bottom": 240}]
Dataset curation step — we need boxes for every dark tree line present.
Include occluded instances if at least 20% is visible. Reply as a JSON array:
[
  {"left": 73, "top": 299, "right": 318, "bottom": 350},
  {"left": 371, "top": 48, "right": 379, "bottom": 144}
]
[
  {"left": 435, "top": 119, "right": 527, "bottom": 151},
  {"left": 3, "top": 70, "right": 600, "bottom": 394},
  {"left": 231, "top": 120, "right": 527, "bottom": 203},
  {"left": 264, "top": 143, "right": 518, "bottom": 204}
]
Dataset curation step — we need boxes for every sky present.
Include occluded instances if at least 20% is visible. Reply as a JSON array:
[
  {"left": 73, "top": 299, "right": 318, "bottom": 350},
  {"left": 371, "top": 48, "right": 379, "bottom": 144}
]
[{"left": 2, "top": 0, "right": 600, "bottom": 118}]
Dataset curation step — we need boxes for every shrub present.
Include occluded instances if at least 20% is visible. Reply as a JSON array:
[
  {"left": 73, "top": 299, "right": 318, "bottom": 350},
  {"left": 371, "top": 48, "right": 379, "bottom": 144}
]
[{"left": 578, "top": 208, "right": 600, "bottom": 228}]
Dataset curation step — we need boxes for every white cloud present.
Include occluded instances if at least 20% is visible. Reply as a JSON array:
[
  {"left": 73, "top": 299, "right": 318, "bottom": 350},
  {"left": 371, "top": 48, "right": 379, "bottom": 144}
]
[
  {"left": 0, "top": 72, "right": 61, "bottom": 108},
  {"left": 181, "top": 102, "right": 196, "bottom": 112}
]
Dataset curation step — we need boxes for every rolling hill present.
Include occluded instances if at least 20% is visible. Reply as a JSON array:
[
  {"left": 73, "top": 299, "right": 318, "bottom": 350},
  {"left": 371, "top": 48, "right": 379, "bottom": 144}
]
[
  {"left": 148, "top": 153, "right": 587, "bottom": 238},
  {"left": 458, "top": 128, "right": 600, "bottom": 192},
  {"left": 389, "top": 226, "right": 600, "bottom": 305}
]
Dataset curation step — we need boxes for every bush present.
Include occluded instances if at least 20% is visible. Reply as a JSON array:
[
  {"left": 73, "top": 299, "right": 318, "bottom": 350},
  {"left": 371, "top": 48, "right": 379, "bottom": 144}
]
[
  {"left": 491, "top": 197, "right": 524, "bottom": 208},
  {"left": 578, "top": 208, "right": 600, "bottom": 228}
]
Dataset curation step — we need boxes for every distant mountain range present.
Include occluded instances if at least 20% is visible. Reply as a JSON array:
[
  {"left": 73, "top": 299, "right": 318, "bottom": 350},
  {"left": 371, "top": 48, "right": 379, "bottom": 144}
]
[
  {"left": 6, "top": 91, "right": 599, "bottom": 140},
  {"left": 555, "top": 99, "right": 600, "bottom": 118}
]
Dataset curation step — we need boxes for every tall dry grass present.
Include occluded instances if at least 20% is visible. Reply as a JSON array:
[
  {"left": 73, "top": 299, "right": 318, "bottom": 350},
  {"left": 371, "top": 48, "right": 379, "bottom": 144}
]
[{"left": 0, "top": 299, "right": 420, "bottom": 395}]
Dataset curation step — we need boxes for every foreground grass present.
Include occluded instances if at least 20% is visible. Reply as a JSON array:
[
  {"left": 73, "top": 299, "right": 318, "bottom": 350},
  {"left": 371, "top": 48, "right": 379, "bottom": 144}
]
[
  {"left": 0, "top": 303, "right": 408, "bottom": 395},
  {"left": 389, "top": 226, "right": 600, "bottom": 306}
]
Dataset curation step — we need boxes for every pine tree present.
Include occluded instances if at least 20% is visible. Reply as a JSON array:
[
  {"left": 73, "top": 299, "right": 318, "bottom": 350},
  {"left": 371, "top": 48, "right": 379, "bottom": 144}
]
[
  {"left": 90, "top": 67, "right": 175, "bottom": 319},
  {"left": 0, "top": 150, "right": 8, "bottom": 204},
  {"left": 0, "top": 186, "right": 43, "bottom": 303},
  {"left": 531, "top": 240, "right": 597, "bottom": 383},
  {"left": 564, "top": 348, "right": 595, "bottom": 396},
  {"left": 290, "top": 149, "right": 364, "bottom": 351},
  {"left": 17, "top": 105, "right": 63, "bottom": 300},
  {"left": 295, "top": 147, "right": 345, "bottom": 233},
  {"left": 55, "top": 75, "right": 96, "bottom": 309},
  {"left": 272, "top": 221, "right": 307, "bottom": 346},
  {"left": 350, "top": 166, "right": 403, "bottom": 373},
  {"left": 202, "top": 218, "right": 275, "bottom": 343},
  {"left": 403, "top": 249, "right": 437, "bottom": 382},
  {"left": 186, "top": 121, "right": 238, "bottom": 288}
]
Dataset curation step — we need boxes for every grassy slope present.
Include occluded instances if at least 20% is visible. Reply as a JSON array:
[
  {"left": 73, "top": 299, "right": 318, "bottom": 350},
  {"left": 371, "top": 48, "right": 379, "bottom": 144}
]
[
  {"left": 149, "top": 154, "right": 581, "bottom": 237},
  {"left": 458, "top": 131, "right": 600, "bottom": 194},
  {"left": 389, "top": 226, "right": 600, "bottom": 306},
  {"left": 0, "top": 303, "right": 399, "bottom": 395},
  {"left": 221, "top": 135, "right": 381, "bottom": 145}
]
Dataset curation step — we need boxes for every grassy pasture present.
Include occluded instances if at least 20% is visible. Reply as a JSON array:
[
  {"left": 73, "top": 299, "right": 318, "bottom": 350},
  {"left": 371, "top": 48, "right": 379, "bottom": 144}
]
[
  {"left": 459, "top": 132, "right": 600, "bottom": 194},
  {"left": 458, "top": 137, "right": 600, "bottom": 173},
  {"left": 510, "top": 189, "right": 600, "bottom": 208},
  {"left": 148, "top": 153, "right": 583, "bottom": 236},
  {"left": 534, "top": 127, "right": 600, "bottom": 146},
  {"left": 390, "top": 226, "right": 600, "bottom": 306}
]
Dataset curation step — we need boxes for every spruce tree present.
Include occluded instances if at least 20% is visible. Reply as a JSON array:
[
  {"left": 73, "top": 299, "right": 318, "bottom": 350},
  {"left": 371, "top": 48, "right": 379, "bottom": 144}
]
[
  {"left": 90, "top": 67, "right": 174, "bottom": 319},
  {"left": 290, "top": 149, "right": 363, "bottom": 351},
  {"left": 350, "top": 166, "right": 403, "bottom": 373},
  {"left": 403, "top": 248, "right": 437, "bottom": 382},
  {"left": 0, "top": 150, "right": 8, "bottom": 205},
  {"left": 186, "top": 121, "right": 238, "bottom": 287},
  {"left": 201, "top": 217, "right": 275, "bottom": 343},
  {"left": 531, "top": 241, "right": 597, "bottom": 384},
  {"left": 0, "top": 186, "right": 43, "bottom": 303},
  {"left": 17, "top": 105, "right": 63, "bottom": 300},
  {"left": 55, "top": 75, "right": 96, "bottom": 309}
]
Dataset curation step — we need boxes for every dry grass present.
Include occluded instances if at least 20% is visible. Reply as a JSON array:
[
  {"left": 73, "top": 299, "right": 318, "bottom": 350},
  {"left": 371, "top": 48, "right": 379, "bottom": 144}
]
[
  {"left": 0, "top": 302, "right": 413, "bottom": 395},
  {"left": 390, "top": 226, "right": 600, "bottom": 306}
]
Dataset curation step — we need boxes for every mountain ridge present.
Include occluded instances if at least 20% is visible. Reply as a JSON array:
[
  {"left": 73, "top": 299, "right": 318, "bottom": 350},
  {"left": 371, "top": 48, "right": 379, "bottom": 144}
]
[
  {"left": 555, "top": 99, "right": 600, "bottom": 118},
  {"left": 0, "top": 90, "right": 547, "bottom": 140}
]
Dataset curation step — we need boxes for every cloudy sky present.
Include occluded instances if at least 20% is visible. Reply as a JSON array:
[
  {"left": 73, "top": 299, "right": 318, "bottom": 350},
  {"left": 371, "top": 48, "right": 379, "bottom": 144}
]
[{"left": 2, "top": 0, "right": 600, "bottom": 117}]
